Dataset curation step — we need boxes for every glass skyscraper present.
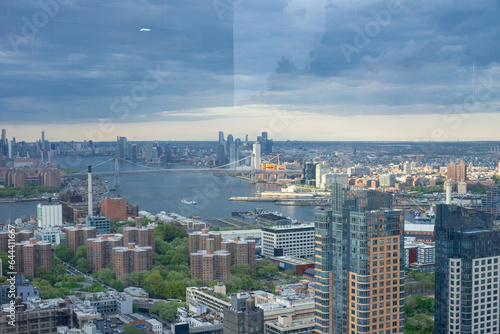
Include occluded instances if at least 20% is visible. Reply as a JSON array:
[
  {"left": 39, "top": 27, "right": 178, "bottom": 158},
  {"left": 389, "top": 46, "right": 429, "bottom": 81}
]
[
  {"left": 434, "top": 204, "right": 500, "bottom": 334},
  {"left": 314, "top": 183, "right": 404, "bottom": 334}
]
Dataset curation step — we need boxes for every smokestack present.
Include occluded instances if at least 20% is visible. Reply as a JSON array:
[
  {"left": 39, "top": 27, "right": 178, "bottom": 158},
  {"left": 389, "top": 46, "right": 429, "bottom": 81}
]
[
  {"left": 445, "top": 181, "right": 452, "bottom": 205},
  {"left": 88, "top": 165, "right": 93, "bottom": 217}
]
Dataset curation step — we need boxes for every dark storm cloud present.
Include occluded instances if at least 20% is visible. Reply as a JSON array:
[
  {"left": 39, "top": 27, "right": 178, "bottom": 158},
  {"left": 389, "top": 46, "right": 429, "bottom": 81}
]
[
  {"left": 0, "top": 0, "right": 234, "bottom": 123},
  {"left": 0, "top": 0, "right": 499, "bottom": 125}
]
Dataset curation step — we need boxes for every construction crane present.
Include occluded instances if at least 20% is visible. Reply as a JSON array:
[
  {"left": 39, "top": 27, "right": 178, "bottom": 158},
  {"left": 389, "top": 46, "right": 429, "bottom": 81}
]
[
  {"left": 409, "top": 196, "right": 425, "bottom": 212},
  {"left": 265, "top": 154, "right": 285, "bottom": 170}
]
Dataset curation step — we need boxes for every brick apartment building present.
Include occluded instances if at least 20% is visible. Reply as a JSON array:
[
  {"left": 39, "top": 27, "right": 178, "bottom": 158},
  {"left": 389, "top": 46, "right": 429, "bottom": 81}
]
[
  {"left": 15, "top": 238, "right": 52, "bottom": 278},
  {"left": 0, "top": 230, "right": 34, "bottom": 253},
  {"left": 122, "top": 218, "right": 155, "bottom": 252},
  {"left": 189, "top": 229, "right": 256, "bottom": 284},
  {"left": 221, "top": 238, "right": 256, "bottom": 269},
  {"left": 112, "top": 243, "right": 153, "bottom": 278},
  {"left": 86, "top": 235, "right": 123, "bottom": 272},
  {"left": 38, "top": 168, "right": 62, "bottom": 187},
  {"left": 65, "top": 224, "right": 97, "bottom": 256}
]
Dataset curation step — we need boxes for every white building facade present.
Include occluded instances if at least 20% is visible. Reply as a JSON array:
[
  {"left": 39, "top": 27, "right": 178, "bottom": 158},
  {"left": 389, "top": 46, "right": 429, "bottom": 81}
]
[
  {"left": 261, "top": 224, "right": 314, "bottom": 258},
  {"left": 37, "top": 203, "right": 63, "bottom": 227}
]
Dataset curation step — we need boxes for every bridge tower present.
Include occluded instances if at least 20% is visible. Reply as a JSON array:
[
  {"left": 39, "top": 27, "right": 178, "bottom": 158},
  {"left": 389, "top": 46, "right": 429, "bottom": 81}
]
[{"left": 114, "top": 157, "right": 120, "bottom": 188}]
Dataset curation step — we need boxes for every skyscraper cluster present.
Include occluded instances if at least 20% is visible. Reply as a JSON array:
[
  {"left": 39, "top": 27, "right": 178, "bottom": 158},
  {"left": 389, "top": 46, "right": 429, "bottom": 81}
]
[{"left": 217, "top": 131, "right": 271, "bottom": 168}]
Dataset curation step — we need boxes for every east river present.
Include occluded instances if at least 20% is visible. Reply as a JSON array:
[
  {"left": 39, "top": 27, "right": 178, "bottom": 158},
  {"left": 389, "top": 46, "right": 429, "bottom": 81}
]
[{"left": 0, "top": 156, "right": 316, "bottom": 223}]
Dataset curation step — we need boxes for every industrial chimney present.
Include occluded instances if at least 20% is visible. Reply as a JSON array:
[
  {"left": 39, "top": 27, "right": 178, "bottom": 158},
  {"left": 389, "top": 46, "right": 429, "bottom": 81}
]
[
  {"left": 88, "top": 165, "right": 93, "bottom": 217},
  {"left": 445, "top": 181, "right": 452, "bottom": 205}
]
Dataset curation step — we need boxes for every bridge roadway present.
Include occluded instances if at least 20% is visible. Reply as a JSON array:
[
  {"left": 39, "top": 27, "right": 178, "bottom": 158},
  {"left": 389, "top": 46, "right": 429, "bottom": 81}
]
[{"left": 63, "top": 168, "right": 301, "bottom": 178}]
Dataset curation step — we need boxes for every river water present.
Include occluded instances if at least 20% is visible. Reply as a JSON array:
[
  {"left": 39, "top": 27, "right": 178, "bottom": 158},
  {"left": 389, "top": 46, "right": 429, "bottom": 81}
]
[{"left": 0, "top": 156, "right": 316, "bottom": 223}]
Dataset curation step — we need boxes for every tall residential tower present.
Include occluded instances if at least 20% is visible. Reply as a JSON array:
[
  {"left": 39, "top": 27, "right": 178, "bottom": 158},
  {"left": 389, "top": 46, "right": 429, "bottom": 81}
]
[{"left": 314, "top": 184, "right": 404, "bottom": 334}]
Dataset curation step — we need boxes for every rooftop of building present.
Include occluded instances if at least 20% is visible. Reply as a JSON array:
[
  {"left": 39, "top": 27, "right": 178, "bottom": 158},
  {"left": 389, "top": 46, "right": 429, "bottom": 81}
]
[
  {"left": 262, "top": 223, "right": 314, "bottom": 231},
  {"left": 191, "top": 249, "right": 231, "bottom": 257},
  {"left": 265, "top": 316, "right": 315, "bottom": 329},
  {"left": 15, "top": 238, "right": 51, "bottom": 246},
  {"left": 258, "top": 213, "right": 292, "bottom": 221},
  {"left": 113, "top": 245, "right": 152, "bottom": 252},
  {"left": 404, "top": 222, "right": 435, "bottom": 232},
  {"left": 1, "top": 297, "right": 71, "bottom": 314},
  {"left": 269, "top": 256, "right": 314, "bottom": 266},
  {"left": 123, "top": 287, "right": 148, "bottom": 295}
]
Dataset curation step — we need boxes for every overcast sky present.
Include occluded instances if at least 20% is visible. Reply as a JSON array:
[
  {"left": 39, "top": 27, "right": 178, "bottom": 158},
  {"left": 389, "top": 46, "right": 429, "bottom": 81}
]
[{"left": 1, "top": 0, "right": 499, "bottom": 142}]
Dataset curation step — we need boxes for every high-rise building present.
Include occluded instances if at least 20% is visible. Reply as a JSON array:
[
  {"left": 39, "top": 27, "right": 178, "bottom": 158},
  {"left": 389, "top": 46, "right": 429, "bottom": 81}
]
[
  {"left": 314, "top": 184, "right": 404, "bottom": 334},
  {"left": 129, "top": 143, "right": 138, "bottom": 162},
  {"left": 15, "top": 238, "right": 52, "bottom": 278},
  {"left": 301, "top": 162, "right": 317, "bottom": 186},
  {"left": 219, "top": 131, "right": 224, "bottom": 144},
  {"left": 117, "top": 136, "right": 127, "bottom": 158},
  {"left": 65, "top": 224, "right": 97, "bottom": 256},
  {"left": 221, "top": 237, "right": 256, "bottom": 269},
  {"left": 1, "top": 129, "right": 7, "bottom": 158},
  {"left": 122, "top": 219, "right": 155, "bottom": 252},
  {"left": 447, "top": 161, "right": 467, "bottom": 184},
  {"left": 41, "top": 130, "right": 45, "bottom": 157},
  {"left": 189, "top": 229, "right": 255, "bottom": 284},
  {"left": 229, "top": 143, "right": 236, "bottom": 169},
  {"left": 252, "top": 142, "right": 261, "bottom": 170},
  {"left": 37, "top": 203, "right": 63, "bottom": 228},
  {"left": 189, "top": 229, "right": 222, "bottom": 254},
  {"left": 216, "top": 143, "right": 227, "bottom": 166},
  {"left": 38, "top": 169, "right": 62, "bottom": 187},
  {"left": 476, "top": 184, "right": 500, "bottom": 220},
  {"left": 223, "top": 292, "right": 264, "bottom": 334},
  {"left": 190, "top": 248, "right": 231, "bottom": 285},
  {"left": 434, "top": 205, "right": 500, "bottom": 334},
  {"left": 0, "top": 231, "right": 34, "bottom": 253},
  {"left": 380, "top": 173, "right": 396, "bottom": 188},
  {"left": 227, "top": 134, "right": 234, "bottom": 155},
  {"left": 112, "top": 243, "right": 153, "bottom": 278},
  {"left": 4, "top": 168, "right": 28, "bottom": 189},
  {"left": 164, "top": 143, "right": 172, "bottom": 163},
  {"left": 86, "top": 235, "right": 123, "bottom": 272}
]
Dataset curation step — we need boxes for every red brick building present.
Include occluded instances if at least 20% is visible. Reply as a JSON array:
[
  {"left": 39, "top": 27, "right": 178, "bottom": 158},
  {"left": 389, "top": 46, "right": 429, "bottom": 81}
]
[
  {"left": 122, "top": 218, "right": 155, "bottom": 252},
  {"left": 100, "top": 197, "right": 128, "bottom": 220},
  {"left": 86, "top": 235, "right": 123, "bottom": 272},
  {"left": 15, "top": 238, "right": 52, "bottom": 277},
  {"left": 112, "top": 243, "right": 153, "bottom": 278},
  {"left": 65, "top": 224, "right": 97, "bottom": 256}
]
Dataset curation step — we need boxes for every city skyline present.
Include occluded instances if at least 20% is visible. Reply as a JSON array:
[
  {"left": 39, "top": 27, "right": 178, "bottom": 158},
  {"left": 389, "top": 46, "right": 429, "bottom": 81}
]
[{"left": 1, "top": 1, "right": 500, "bottom": 142}]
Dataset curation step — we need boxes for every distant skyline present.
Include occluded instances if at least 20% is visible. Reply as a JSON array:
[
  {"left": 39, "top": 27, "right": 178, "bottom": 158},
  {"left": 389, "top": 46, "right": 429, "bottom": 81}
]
[{"left": 1, "top": 0, "right": 500, "bottom": 141}]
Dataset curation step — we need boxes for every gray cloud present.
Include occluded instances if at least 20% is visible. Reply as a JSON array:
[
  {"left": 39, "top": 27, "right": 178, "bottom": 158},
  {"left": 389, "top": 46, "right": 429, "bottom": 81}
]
[{"left": 0, "top": 0, "right": 499, "bottom": 126}]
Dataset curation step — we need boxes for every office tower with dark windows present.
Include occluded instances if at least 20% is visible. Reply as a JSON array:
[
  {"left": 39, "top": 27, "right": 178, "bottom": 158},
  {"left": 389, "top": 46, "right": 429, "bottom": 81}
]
[
  {"left": 219, "top": 131, "right": 224, "bottom": 144},
  {"left": 475, "top": 184, "right": 500, "bottom": 221},
  {"left": 117, "top": 136, "right": 127, "bottom": 158},
  {"left": 314, "top": 183, "right": 404, "bottom": 334},
  {"left": 434, "top": 205, "right": 500, "bottom": 334},
  {"left": 129, "top": 143, "right": 138, "bottom": 162}
]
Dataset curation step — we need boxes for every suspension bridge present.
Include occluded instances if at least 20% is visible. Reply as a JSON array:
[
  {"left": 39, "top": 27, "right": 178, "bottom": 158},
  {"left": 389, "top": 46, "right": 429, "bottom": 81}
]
[{"left": 62, "top": 155, "right": 301, "bottom": 188}]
